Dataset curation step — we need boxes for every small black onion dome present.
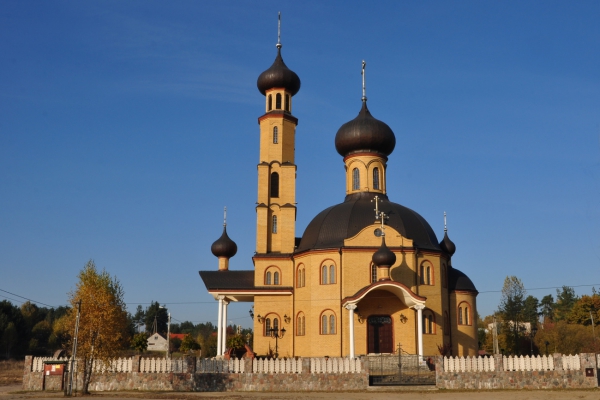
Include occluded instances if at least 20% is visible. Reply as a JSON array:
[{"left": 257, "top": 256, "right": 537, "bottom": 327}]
[
  {"left": 257, "top": 48, "right": 301, "bottom": 96},
  {"left": 439, "top": 231, "right": 456, "bottom": 256},
  {"left": 211, "top": 226, "right": 238, "bottom": 259},
  {"left": 372, "top": 236, "right": 397, "bottom": 267},
  {"left": 335, "top": 101, "right": 396, "bottom": 157}
]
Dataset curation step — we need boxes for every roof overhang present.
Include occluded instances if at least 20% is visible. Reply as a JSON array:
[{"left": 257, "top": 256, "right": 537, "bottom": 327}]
[
  {"left": 341, "top": 281, "right": 426, "bottom": 308},
  {"left": 207, "top": 288, "right": 293, "bottom": 302}
]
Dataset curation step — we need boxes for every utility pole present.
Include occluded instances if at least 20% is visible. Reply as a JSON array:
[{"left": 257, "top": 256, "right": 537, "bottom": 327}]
[
  {"left": 67, "top": 300, "right": 81, "bottom": 396},
  {"left": 492, "top": 316, "right": 499, "bottom": 355}
]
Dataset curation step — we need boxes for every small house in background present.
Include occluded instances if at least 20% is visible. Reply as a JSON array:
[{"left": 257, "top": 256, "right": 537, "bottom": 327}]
[
  {"left": 170, "top": 333, "right": 185, "bottom": 341},
  {"left": 147, "top": 333, "right": 167, "bottom": 352}
]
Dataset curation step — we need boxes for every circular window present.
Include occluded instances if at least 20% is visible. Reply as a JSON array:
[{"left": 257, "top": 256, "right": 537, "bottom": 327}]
[{"left": 374, "top": 228, "right": 383, "bottom": 237}]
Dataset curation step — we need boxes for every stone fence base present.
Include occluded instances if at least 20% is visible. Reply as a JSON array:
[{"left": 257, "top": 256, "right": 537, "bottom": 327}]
[{"left": 435, "top": 353, "right": 599, "bottom": 390}]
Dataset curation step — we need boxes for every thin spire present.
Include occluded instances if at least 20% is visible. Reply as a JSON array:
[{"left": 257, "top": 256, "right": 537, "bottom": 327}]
[
  {"left": 444, "top": 211, "right": 447, "bottom": 233},
  {"left": 276, "top": 12, "right": 282, "bottom": 49},
  {"left": 361, "top": 60, "right": 367, "bottom": 102},
  {"left": 224, "top": 206, "right": 227, "bottom": 227}
]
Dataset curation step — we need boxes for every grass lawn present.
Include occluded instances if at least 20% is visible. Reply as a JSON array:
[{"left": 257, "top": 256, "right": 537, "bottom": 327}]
[{"left": 0, "top": 359, "right": 22, "bottom": 386}]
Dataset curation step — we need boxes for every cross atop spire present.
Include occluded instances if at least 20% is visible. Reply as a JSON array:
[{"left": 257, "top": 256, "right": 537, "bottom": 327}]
[
  {"left": 378, "top": 211, "right": 389, "bottom": 236},
  {"left": 361, "top": 60, "right": 367, "bottom": 102},
  {"left": 276, "top": 12, "right": 282, "bottom": 49},
  {"left": 223, "top": 206, "right": 227, "bottom": 227},
  {"left": 371, "top": 195, "right": 380, "bottom": 220},
  {"left": 444, "top": 211, "right": 447, "bottom": 232}
]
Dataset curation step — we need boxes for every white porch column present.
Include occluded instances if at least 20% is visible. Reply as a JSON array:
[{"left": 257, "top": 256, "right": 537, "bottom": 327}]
[
  {"left": 221, "top": 299, "right": 229, "bottom": 355},
  {"left": 414, "top": 304, "right": 425, "bottom": 358},
  {"left": 217, "top": 295, "right": 224, "bottom": 356},
  {"left": 345, "top": 304, "right": 357, "bottom": 359}
]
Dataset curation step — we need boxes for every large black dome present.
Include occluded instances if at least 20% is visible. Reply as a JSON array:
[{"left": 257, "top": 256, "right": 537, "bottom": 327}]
[
  {"left": 296, "top": 192, "right": 440, "bottom": 252},
  {"left": 334, "top": 101, "right": 396, "bottom": 158},
  {"left": 448, "top": 267, "right": 478, "bottom": 293},
  {"left": 257, "top": 48, "right": 301, "bottom": 96}
]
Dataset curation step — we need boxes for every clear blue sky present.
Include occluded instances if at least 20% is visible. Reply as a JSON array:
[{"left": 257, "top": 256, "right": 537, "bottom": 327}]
[{"left": 1, "top": 1, "right": 599, "bottom": 330}]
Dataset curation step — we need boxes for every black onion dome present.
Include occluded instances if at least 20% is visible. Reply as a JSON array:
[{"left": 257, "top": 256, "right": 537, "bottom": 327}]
[
  {"left": 448, "top": 268, "right": 478, "bottom": 294},
  {"left": 296, "top": 192, "right": 440, "bottom": 252},
  {"left": 211, "top": 226, "right": 238, "bottom": 259},
  {"left": 439, "top": 231, "right": 456, "bottom": 256},
  {"left": 372, "top": 236, "right": 397, "bottom": 267},
  {"left": 257, "top": 48, "right": 301, "bottom": 96},
  {"left": 334, "top": 101, "right": 396, "bottom": 157}
]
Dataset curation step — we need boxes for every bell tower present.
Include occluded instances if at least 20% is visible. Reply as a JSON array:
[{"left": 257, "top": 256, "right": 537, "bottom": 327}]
[{"left": 255, "top": 14, "right": 301, "bottom": 254}]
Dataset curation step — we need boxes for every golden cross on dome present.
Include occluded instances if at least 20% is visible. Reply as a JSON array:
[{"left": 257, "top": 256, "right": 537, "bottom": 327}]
[
  {"left": 444, "top": 211, "right": 447, "bottom": 232},
  {"left": 277, "top": 12, "right": 282, "bottom": 49},
  {"left": 378, "top": 211, "right": 388, "bottom": 236},
  {"left": 372, "top": 195, "right": 380, "bottom": 219}
]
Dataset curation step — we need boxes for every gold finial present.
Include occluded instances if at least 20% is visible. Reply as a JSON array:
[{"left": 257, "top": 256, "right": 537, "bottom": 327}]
[
  {"left": 224, "top": 206, "right": 227, "bottom": 227},
  {"left": 444, "top": 211, "right": 447, "bottom": 233},
  {"left": 371, "top": 195, "right": 380, "bottom": 220}
]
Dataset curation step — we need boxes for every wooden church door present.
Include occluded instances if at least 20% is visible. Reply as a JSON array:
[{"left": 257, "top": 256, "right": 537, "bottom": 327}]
[{"left": 367, "top": 315, "right": 393, "bottom": 353}]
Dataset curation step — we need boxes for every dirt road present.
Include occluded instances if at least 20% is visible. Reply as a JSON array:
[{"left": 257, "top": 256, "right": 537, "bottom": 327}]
[{"left": 1, "top": 385, "right": 599, "bottom": 400}]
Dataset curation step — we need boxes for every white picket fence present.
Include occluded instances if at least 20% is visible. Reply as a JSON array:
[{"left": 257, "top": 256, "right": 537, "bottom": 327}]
[
  {"left": 310, "top": 357, "right": 362, "bottom": 373},
  {"left": 443, "top": 356, "right": 495, "bottom": 372},
  {"left": 252, "top": 357, "right": 302, "bottom": 373},
  {"left": 197, "top": 358, "right": 245, "bottom": 373},
  {"left": 32, "top": 357, "right": 132, "bottom": 373},
  {"left": 503, "top": 355, "right": 554, "bottom": 371},
  {"left": 562, "top": 354, "right": 581, "bottom": 371}
]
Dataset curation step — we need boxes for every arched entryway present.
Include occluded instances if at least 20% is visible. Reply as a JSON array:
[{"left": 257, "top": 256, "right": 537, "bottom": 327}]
[{"left": 367, "top": 315, "right": 393, "bottom": 353}]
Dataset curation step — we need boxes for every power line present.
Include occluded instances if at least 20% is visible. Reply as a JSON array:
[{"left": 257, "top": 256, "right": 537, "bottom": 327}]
[{"left": 0, "top": 288, "right": 56, "bottom": 308}]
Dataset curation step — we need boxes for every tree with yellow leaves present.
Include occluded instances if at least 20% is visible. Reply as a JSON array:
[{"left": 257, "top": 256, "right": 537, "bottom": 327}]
[{"left": 66, "top": 260, "right": 130, "bottom": 393}]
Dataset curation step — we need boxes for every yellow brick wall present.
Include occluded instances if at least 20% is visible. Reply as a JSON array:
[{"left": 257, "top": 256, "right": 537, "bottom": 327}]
[{"left": 449, "top": 291, "right": 478, "bottom": 356}]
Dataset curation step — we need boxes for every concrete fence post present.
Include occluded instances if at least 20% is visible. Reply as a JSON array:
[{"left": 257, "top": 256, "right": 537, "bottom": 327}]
[
  {"left": 493, "top": 354, "right": 504, "bottom": 373},
  {"left": 132, "top": 355, "right": 141, "bottom": 373},
  {"left": 185, "top": 356, "right": 196, "bottom": 374},
  {"left": 553, "top": 353, "right": 563, "bottom": 371},
  {"left": 301, "top": 358, "right": 310, "bottom": 373}
]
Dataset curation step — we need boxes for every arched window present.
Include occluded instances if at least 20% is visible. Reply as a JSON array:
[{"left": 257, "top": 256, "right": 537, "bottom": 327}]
[
  {"left": 273, "top": 126, "right": 278, "bottom": 144},
  {"left": 297, "top": 268, "right": 302, "bottom": 288},
  {"left": 273, "top": 318, "right": 279, "bottom": 332},
  {"left": 268, "top": 95, "right": 272, "bottom": 111},
  {"left": 285, "top": 94, "right": 290, "bottom": 111},
  {"left": 270, "top": 172, "right": 279, "bottom": 198},
  {"left": 265, "top": 318, "right": 271, "bottom": 336},
  {"left": 329, "top": 265, "right": 335, "bottom": 284},
  {"left": 301, "top": 268, "right": 305, "bottom": 287},
  {"left": 272, "top": 215, "right": 277, "bottom": 233},
  {"left": 274, "top": 271, "right": 279, "bottom": 285},
  {"left": 321, "top": 315, "right": 328, "bottom": 334},
  {"left": 373, "top": 167, "right": 380, "bottom": 190},
  {"left": 423, "top": 310, "right": 435, "bottom": 334},
  {"left": 329, "top": 315, "right": 336, "bottom": 334},
  {"left": 266, "top": 271, "right": 272, "bottom": 285},
  {"left": 275, "top": 93, "right": 282, "bottom": 109},
  {"left": 296, "top": 313, "right": 305, "bottom": 336},
  {"left": 371, "top": 263, "right": 377, "bottom": 283},
  {"left": 458, "top": 303, "right": 471, "bottom": 325},
  {"left": 352, "top": 168, "right": 360, "bottom": 190},
  {"left": 321, "top": 265, "right": 327, "bottom": 285},
  {"left": 320, "top": 311, "right": 336, "bottom": 335},
  {"left": 420, "top": 263, "right": 432, "bottom": 285}
]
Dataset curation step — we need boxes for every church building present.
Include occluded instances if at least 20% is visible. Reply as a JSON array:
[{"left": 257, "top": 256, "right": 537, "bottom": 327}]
[{"left": 200, "top": 23, "right": 479, "bottom": 358}]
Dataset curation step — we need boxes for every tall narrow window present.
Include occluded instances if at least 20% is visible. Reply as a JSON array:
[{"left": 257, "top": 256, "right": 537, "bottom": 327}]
[
  {"left": 329, "top": 265, "right": 335, "bottom": 284},
  {"left": 329, "top": 315, "right": 336, "bottom": 334},
  {"left": 458, "top": 307, "right": 463, "bottom": 325},
  {"left": 321, "top": 265, "right": 327, "bottom": 285},
  {"left": 371, "top": 264, "right": 377, "bottom": 283},
  {"left": 297, "top": 268, "right": 301, "bottom": 288},
  {"left": 266, "top": 271, "right": 272, "bottom": 285},
  {"left": 270, "top": 172, "right": 279, "bottom": 198},
  {"left": 301, "top": 316, "right": 305, "bottom": 335},
  {"left": 297, "top": 314, "right": 305, "bottom": 336},
  {"left": 301, "top": 269, "right": 305, "bottom": 287},
  {"left": 265, "top": 318, "right": 271, "bottom": 336},
  {"left": 285, "top": 94, "right": 290, "bottom": 111},
  {"left": 268, "top": 95, "right": 272, "bottom": 111},
  {"left": 275, "top": 93, "right": 282, "bottom": 109},
  {"left": 458, "top": 303, "right": 471, "bottom": 325},
  {"left": 373, "top": 167, "right": 380, "bottom": 190},
  {"left": 426, "top": 266, "right": 431, "bottom": 285},
  {"left": 352, "top": 168, "right": 360, "bottom": 190},
  {"left": 321, "top": 315, "right": 328, "bottom": 334},
  {"left": 273, "top": 126, "right": 278, "bottom": 144},
  {"left": 274, "top": 271, "right": 279, "bottom": 285},
  {"left": 423, "top": 310, "right": 434, "bottom": 334},
  {"left": 273, "top": 318, "right": 279, "bottom": 332},
  {"left": 419, "top": 265, "right": 425, "bottom": 284},
  {"left": 464, "top": 307, "right": 470, "bottom": 325},
  {"left": 272, "top": 215, "right": 277, "bottom": 233}
]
